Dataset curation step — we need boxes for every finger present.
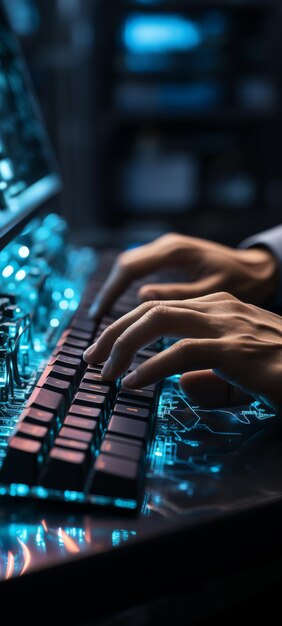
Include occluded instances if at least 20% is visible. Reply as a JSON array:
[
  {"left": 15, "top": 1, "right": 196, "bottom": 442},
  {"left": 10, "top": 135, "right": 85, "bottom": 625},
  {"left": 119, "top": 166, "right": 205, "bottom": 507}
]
[
  {"left": 89, "top": 238, "right": 184, "bottom": 319},
  {"left": 179, "top": 370, "right": 251, "bottom": 408},
  {"left": 84, "top": 292, "right": 234, "bottom": 364},
  {"left": 138, "top": 276, "right": 221, "bottom": 302},
  {"left": 95, "top": 306, "right": 220, "bottom": 379},
  {"left": 122, "top": 338, "right": 225, "bottom": 389},
  {"left": 89, "top": 261, "right": 131, "bottom": 320}
]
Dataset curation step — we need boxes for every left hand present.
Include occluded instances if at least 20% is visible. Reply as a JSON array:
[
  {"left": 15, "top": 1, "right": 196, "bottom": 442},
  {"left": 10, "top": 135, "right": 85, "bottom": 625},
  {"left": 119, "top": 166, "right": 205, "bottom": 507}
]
[{"left": 83, "top": 293, "right": 282, "bottom": 413}]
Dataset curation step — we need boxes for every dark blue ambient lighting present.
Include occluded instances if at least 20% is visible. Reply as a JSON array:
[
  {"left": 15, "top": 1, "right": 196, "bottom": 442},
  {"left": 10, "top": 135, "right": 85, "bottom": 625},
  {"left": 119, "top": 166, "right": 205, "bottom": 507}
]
[{"left": 123, "top": 14, "right": 202, "bottom": 54}]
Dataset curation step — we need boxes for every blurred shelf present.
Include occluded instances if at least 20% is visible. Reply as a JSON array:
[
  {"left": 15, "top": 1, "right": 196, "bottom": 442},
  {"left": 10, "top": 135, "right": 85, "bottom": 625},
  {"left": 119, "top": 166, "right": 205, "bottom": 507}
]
[
  {"left": 113, "top": 69, "right": 273, "bottom": 82},
  {"left": 112, "top": 107, "right": 278, "bottom": 126},
  {"left": 117, "top": 0, "right": 273, "bottom": 14}
]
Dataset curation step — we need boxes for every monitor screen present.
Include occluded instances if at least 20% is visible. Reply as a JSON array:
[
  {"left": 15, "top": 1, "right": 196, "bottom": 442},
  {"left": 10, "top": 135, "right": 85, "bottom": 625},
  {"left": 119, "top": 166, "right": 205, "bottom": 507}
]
[{"left": 0, "top": 6, "right": 61, "bottom": 241}]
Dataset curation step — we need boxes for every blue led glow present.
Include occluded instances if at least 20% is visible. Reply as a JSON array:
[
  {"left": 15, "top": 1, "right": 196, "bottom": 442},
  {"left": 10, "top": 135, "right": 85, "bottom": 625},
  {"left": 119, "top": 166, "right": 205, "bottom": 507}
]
[
  {"left": 64, "top": 288, "right": 75, "bottom": 299},
  {"left": 124, "top": 15, "right": 202, "bottom": 54},
  {"left": 9, "top": 483, "right": 29, "bottom": 496},
  {"left": 210, "top": 465, "right": 221, "bottom": 474},
  {"left": 50, "top": 318, "right": 59, "bottom": 328},
  {"left": 114, "top": 498, "right": 137, "bottom": 510},
  {"left": 2, "top": 265, "right": 14, "bottom": 278},
  {"left": 63, "top": 490, "right": 84, "bottom": 501},
  {"left": 59, "top": 299, "right": 69, "bottom": 310},
  {"left": 52, "top": 291, "right": 62, "bottom": 302},
  {"left": 15, "top": 269, "right": 26, "bottom": 281},
  {"left": 69, "top": 299, "right": 79, "bottom": 311},
  {"left": 18, "top": 245, "right": 30, "bottom": 259},
  {"left": 0, "top": 158, "right": 14, "bottom": 181},
  {"left": 34, "top": 486, "right": 48, "bottom": 498}
]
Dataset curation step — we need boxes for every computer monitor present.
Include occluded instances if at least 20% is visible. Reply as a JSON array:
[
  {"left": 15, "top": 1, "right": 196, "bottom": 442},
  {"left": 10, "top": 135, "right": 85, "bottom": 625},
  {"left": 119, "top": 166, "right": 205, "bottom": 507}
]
[{"left": 0, "top": 5, "right": 61, "bottom": 247}]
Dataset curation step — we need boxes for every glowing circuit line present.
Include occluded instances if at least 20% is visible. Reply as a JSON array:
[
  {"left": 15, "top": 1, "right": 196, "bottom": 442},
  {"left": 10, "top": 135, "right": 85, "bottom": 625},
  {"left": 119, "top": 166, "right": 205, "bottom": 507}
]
[{"left": 172, "top": 388, "right": 241, "bottom": 436}]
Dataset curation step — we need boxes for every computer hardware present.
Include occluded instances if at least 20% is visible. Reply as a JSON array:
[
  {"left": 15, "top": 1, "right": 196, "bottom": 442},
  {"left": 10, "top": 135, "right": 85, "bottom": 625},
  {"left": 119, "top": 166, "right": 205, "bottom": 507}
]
[{"left": 0, "top": 3, "right": 282, "bottom": 604}]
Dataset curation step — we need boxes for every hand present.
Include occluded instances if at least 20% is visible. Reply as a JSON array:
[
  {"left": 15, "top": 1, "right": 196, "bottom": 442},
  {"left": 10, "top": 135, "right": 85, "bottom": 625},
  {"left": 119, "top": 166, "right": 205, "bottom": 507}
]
[
  {"left": 89, "top": 233, "right": 279, "bottom": 319},
  {"left": 84, "top": 292, "right": 282, "bottom": 413}
]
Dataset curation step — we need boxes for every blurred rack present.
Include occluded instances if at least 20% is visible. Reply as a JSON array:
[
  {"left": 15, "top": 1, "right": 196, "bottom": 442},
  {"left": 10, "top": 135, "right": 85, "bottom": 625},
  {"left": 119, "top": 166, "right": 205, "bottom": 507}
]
[{"left": 94, "top": 0, "right": 282, "bottom": 243}]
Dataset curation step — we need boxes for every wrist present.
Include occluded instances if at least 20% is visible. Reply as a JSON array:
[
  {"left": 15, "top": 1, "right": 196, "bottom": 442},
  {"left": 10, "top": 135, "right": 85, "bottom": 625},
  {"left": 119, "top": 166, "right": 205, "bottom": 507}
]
[{"left": 238, "top": 246, "right": 280, "bottom": 303}]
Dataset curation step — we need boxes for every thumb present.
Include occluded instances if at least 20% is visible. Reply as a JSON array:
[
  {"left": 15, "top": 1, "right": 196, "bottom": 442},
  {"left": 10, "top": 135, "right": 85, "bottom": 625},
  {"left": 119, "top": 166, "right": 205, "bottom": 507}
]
[{"left": 179, "top": 370, "right": 251, "bottom": 408}]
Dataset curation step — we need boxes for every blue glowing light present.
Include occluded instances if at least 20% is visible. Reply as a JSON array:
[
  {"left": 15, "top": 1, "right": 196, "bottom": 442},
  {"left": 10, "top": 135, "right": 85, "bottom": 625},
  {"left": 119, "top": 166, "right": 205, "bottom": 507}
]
[
  {"left": 124, "top": 15, "right": 202, "bottom": 54},
  {"left": 50, "top": 318, "right": 59, "bottom": 328},
  {"left": 15, "top": 484, "right": 29, "bottom": 496},
  {"left": 59, "top": 299, "right": 69, "bottom": 310},
  {"left": 210, "top": 465, "right": 221, "bottom": 474},
  {"left": 69, "top": 299, "right": 79, "bottom": 311},
  {"left": 155, "top": 451, "right": 162, "bottom": 457},
  {"left": 15, "top": 269, "right": 26, "bottom": 281},
  {"left": 52, "top": 291, "right": 62, "bottom": 302},
  {"left": 0, "top": 158, "right": 14, "bottom": 181},
  {"left": 64, "top": 288, "right": 75, "bottom": 299},
  {"left": 18, "top": 245, "right": 30, "bottom": 259},
  {"left": 2, "top": 265, "right": 14, "bottom": 278}
]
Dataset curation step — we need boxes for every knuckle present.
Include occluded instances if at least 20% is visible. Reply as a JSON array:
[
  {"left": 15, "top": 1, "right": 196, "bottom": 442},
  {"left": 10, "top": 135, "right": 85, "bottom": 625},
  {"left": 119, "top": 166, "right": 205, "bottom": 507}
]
[
  {"left": 113, "top": 336, "right": 124, "bottom": 353},
  {"left": 116, "top": 253, "right": 132, "bottom": 275},
  {"left": 174, "top": 338, "right": 190, "bottom": 353},
  {"left": 140, "top": 300, "right": 159, "bottom": 313},
  {"left": 148, "top": 304, "right": 169, "bottom": 318},
  {"left": 216, "top": 291, "right": 235, "bottom": 300},
  {"left": 159, "top": 232, "right": 179, "bottom": 243}
]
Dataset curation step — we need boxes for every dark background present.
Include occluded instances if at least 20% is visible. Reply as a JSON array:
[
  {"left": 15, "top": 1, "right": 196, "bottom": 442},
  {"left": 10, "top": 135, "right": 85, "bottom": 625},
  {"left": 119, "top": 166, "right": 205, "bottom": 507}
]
[{"left": 6, "top": 0, "right": 282, "bottom": 248}]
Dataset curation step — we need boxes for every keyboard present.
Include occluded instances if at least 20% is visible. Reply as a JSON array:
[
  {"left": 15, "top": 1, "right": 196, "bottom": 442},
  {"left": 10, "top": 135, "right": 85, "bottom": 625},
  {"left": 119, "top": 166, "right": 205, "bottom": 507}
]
[{"left": 0, "top": 254, "right": 161, "bottom": 512}]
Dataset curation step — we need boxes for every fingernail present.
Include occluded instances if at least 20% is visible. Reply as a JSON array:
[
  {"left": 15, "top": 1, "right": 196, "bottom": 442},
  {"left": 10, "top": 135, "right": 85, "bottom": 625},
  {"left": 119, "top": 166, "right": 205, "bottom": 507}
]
[
  {"left": 83, "top": 343, "right": 96, "bottom": 362},
  {"left": 101, "top": 357, "right": 112, "bottom": 378},
  {"left": 123, "top": 370, "right": 137, "bottom": 387}
]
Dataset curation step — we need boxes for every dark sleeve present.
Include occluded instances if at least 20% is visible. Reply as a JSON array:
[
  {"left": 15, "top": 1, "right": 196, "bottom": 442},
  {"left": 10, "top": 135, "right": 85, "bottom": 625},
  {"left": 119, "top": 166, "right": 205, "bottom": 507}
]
[{"left": 239, "top": 224, "right": 282, "bottom": 306}]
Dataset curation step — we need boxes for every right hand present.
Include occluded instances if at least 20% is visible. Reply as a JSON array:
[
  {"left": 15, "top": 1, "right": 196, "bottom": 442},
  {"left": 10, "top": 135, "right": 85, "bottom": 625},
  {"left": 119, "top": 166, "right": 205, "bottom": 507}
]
[{"left": 89, "top": 233, "right": 279, "bottom": 319}]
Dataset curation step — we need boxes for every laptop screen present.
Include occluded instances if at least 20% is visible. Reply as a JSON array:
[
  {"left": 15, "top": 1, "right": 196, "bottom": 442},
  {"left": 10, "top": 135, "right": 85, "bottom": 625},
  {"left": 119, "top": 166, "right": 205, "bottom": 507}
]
[{"left": 0, "top": 7, "right": 61, "bottom": 242}]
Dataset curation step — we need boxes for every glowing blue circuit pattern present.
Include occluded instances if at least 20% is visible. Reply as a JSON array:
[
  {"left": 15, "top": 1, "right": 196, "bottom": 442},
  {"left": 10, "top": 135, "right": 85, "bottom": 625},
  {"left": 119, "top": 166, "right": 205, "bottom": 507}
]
[
  {"left": 143, "top": 376, "right": 279, "bottom": 518},
  {"left": 0, "top": 213, "right": 96, "bottom": 465}
]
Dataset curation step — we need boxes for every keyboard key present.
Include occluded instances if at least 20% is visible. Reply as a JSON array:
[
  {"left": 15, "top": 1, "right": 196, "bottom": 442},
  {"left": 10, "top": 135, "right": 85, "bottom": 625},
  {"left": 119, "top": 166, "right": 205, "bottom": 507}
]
[
  {"left": 59, "top": 426, "right": 94, "bottom": 445},
  {"left": 116, "top": 394, "right": 151, "bottom": 409},
  {"left": 15, "top": 421, "right": 49, "bottom": 444},
  {"left": 58, "top": 345, "right": 85, "bottom": 358},
  {"left": 54, "top": 437, "right": 89, "bottom": 453},
  {"left": 42, "top": 377, "right": 72, "bottom": 404},
  {"left": 104, "top": 433, "right": 143, "bottom": 447},
  {"left": 120, "top": 386, "right": 154, "bottom": 402},
  {"left": 21, "top": 407, "right": 56, "bottom": 430},
  {"left": 41, "top": 447, "right": 87, "bottom": 492},
  {"left": 138, "top": 348, "right": 158, "bottom": 358},
  {"left": 90, "top": 453, "right": 141, "bottom": 500},
  {"left": 74, "top": 393, "right": 107, "bottom": 421},
  {"left": 50, "top": 365, "right": 77, "bottom": 386},
  {"left": 26, "top": 387, "right": 65, "bottom": 422},
  {"left": 71, "top": 319, "right": 94, "bottom": 333},
  {"left": 107, "top": 415, "right": 149, "bottom": 446},
  {"left": 69, "top": 404, "right": 102, "bottom": 426},
  {"left": 101, "top": 439, "right": 144, "bottom": 463},
  {"left": 79, "top": 381, "right": 111, "bottom": 396},
  {"left": 64, "top": 416, "right": 99, "bottom": 446},
  {"left": 49, "top": 354, "right": 81, "bottom": 371},
  {"left": 62, "top": 329, "right": 92, "bottom": 341},
  {"left": 0, "top": 436, "right": 43, "bottom": 485},
  {"left": 57, "top": 336, "right": 89, "bottom": 350},
  {"left": 113, "top": 403, "right": 150, "bottom": 421}
]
